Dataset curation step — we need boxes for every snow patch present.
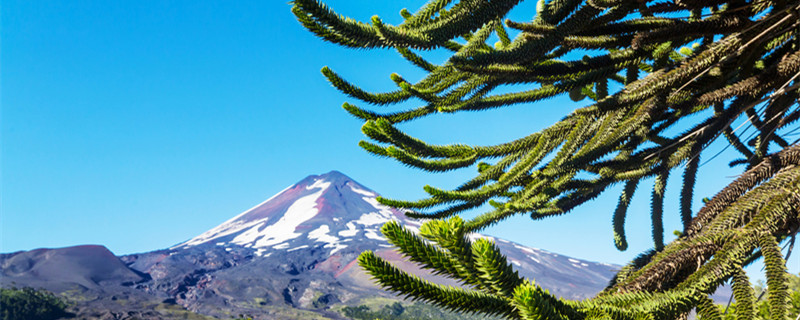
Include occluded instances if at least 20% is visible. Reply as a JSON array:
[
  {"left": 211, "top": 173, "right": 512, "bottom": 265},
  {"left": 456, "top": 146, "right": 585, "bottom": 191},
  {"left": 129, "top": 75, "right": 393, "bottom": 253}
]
[
  {"left": 338, "top": 222, "right": 358, "bottom": 237},
  {"left": 349, "top": 185, "right": 376, "bottom": 196},
  {"left": 513, "top": 244, "right": 536, "bottom": 255},
  {"left": 308, "top": 225, "right": 348, "bottom": 255},
  {"left": 568, "top": 258, "right": 580, "bottom": 264},
  {"left": 179, "top": 218, "right": 266, "bottom": 248},
  {"left": 306, "top": 179, "right": 331, "bottom": 190},
  {"left": 529, "top": 256, "right": 541, "bottom": 264},
  {"left": 510, "top": 259, "right": 521, "bottom": 267},
  {"left": 174, "top": 185, "right": 292, "bottom": 248},
  {"left": 288, "top": 245, "right": 309, "bottom": 252},
  {"left": 355, "top": 212, "right": 391, "bottom": 226},
  {"left": 232, "top": 184, "right": 329, "bottom": 248},
  {"left": 308, "top": 225, "right": 337, "bottom": 243},
  {"left": 273, "top": 243, "right": 289, "bottom": 250},
  {"left": 361, "top": 197, "right": 396, "bottom": 221},
  {"left": 365, "top": 230, "right": 386, "bottom": 241},
  {"left": 229, "top": 222, "right": 266, "bottom": 246},
  {"left": 329, "top": 244, "right": 348, "bottom": 255}
]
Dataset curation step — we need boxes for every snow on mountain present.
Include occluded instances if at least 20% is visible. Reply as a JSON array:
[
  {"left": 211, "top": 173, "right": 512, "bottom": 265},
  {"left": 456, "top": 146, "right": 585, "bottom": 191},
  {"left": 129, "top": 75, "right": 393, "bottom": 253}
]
[
  {"left": 173, "top": 171, "right": 418, "bottom": 256},
  {"left": 158, "top": 171, "right": 633, "bottom": 304},
  {"left": 170, "top": 170, "right": 621, "bottom": 300}
]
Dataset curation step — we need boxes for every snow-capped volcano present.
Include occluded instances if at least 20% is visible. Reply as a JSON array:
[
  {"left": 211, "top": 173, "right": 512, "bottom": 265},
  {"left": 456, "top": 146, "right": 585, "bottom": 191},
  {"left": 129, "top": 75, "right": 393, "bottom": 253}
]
[
  {"left": 174, "top": 171, "right": 420, "bottom": 255},
  {"left": 1, "top": 171, "right": 639, "bottom": 319},
  {"left": 169, "top": 171, "right": 623, "bottom": 301}
]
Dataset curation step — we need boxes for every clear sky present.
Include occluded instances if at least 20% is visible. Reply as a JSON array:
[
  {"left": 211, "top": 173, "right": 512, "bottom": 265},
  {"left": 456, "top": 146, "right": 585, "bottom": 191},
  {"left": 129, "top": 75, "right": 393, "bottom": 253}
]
[{"left": 2, "top": 0, "right": 797, "bottom": 277}]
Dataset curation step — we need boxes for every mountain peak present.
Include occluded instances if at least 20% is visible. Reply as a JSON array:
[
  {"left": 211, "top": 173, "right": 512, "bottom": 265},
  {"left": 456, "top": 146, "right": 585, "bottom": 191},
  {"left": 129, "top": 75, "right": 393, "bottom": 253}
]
[
  {"left": 174, "top": 171, "right": 411, "bottom": 255},
  {"left": 319, "top": 170, "right": 350, "bottom": 180},
  {"left": 298, "top": 171, "right": 365, "bottom": 191},
  {"left": 300, "top": 170, "right": 352, "bottom": 182}
]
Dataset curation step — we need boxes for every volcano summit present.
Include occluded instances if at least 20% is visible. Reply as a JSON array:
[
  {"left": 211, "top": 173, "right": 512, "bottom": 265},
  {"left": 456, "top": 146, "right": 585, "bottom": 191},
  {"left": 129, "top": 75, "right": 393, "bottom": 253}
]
[{"left": 174, "top": 171, "right": 420, "bottom": 257}]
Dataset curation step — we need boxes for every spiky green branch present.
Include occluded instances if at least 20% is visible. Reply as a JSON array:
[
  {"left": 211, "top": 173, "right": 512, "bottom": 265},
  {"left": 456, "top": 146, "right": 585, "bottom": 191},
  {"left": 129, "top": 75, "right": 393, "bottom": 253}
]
[{"left": 294, "top": 0, "right": 800, "bottom": 318}]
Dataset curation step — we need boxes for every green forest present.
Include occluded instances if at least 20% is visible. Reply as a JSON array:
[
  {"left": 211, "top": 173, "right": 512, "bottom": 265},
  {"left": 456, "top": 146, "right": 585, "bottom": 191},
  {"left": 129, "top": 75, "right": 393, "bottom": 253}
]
[{"left": 0, "top": 287, "right": 70, "bottom": 320}]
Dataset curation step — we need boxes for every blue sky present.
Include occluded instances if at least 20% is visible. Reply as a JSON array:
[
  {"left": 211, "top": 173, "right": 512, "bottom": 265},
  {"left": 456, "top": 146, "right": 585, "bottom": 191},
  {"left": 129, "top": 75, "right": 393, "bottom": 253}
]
[{"left": 2, "top": 0, "right": 797, "bottom": 277}]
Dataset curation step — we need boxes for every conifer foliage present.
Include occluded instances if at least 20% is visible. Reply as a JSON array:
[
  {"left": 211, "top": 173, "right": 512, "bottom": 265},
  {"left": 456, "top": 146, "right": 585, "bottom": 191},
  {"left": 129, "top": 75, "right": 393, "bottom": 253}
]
[{"left": 293, "top": 0, "right": 800, "bottom": 318}]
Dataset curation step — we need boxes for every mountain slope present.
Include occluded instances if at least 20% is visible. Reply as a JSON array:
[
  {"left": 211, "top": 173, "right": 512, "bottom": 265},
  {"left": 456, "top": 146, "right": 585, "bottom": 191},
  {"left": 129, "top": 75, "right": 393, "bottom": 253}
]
[
  {"left": 0, "top": 245, "right": 144, "bottom": 290},
  {"left": 173, "top": 171, "right": 418, "bottom": 256},
  {"left": 167, "top": 170, "right": 619, "bottom": 298}
]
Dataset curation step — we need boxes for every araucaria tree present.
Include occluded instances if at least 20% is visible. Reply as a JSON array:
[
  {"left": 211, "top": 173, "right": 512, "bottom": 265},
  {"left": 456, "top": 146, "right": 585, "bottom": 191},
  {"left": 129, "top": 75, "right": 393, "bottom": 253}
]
[{"left": 292, "top": 0, "right": 800, "bottom": 319}]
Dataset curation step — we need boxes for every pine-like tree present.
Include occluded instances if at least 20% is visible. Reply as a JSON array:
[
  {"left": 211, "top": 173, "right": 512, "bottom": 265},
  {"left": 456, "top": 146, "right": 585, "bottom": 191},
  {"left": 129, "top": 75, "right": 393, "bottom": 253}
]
[{"left": 292, "top": 0, "right": 800, "bottom": 319}]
